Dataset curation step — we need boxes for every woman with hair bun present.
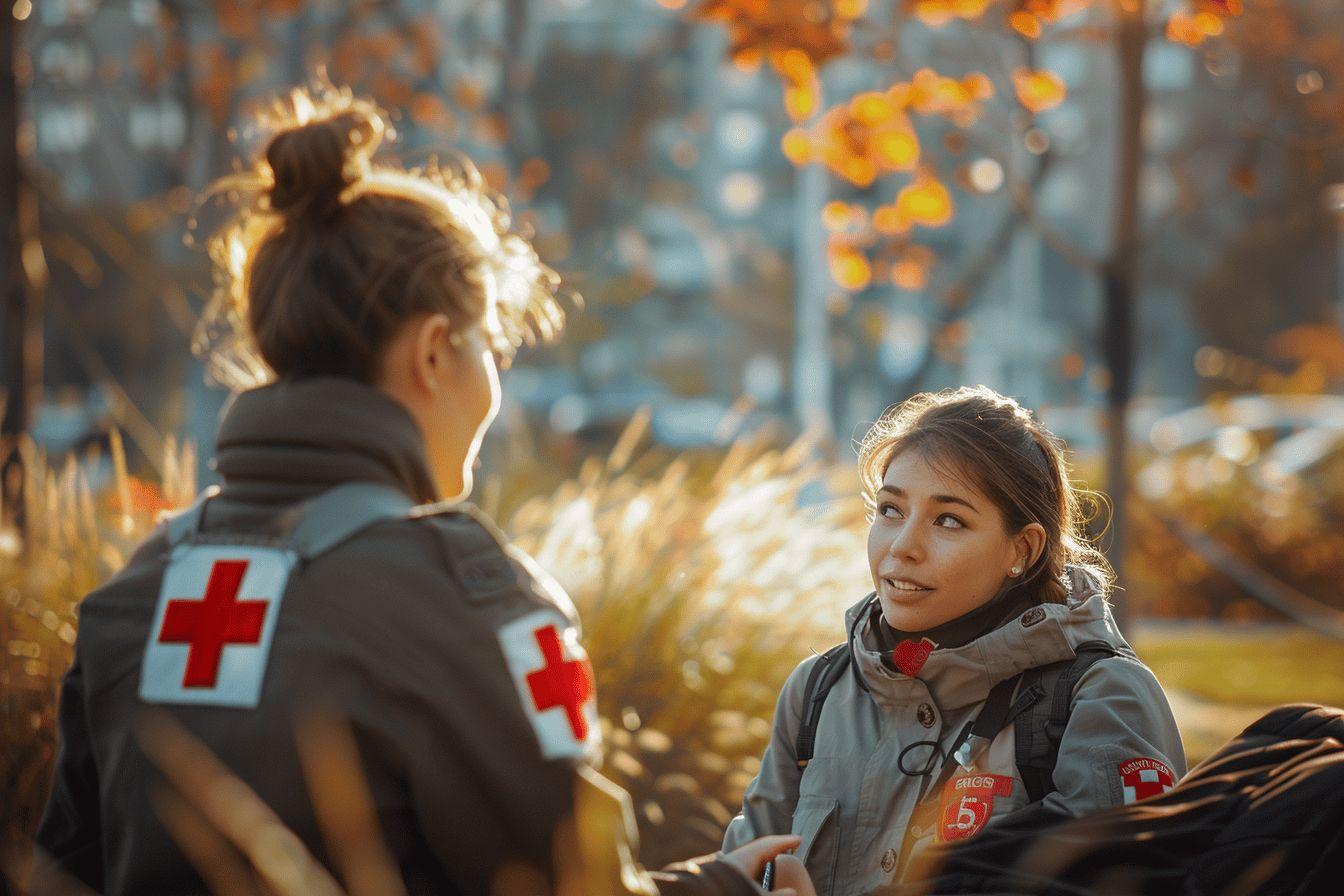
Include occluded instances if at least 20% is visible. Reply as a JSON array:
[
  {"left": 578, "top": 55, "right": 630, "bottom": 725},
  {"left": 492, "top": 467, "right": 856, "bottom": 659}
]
[
  {"left": 725, "top": 385, "right": 1186, "bottom": 896},
  {"left": 34, "top": 86, "right": 800, "bottom": 896}
]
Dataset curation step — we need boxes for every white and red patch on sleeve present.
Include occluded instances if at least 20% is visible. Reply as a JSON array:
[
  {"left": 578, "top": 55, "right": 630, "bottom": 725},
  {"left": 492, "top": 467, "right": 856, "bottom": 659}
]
[
  {"left": 140, "top": 545, "right": 296, "bottom": 708},
  {"left": 1118, "top": 757, "right": 1175, "bottom": 804},
  {"left": 937, "top": 773, "right": 1014, "bottom": 842},
  {"left": 497, "top": 609, "right": 601, "bottom": 761}
]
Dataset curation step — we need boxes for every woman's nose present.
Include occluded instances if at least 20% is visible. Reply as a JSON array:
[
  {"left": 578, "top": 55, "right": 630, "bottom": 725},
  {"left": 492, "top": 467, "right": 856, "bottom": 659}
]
[{"left": 887, "top": 521, "right": 924, "bottom": 562}]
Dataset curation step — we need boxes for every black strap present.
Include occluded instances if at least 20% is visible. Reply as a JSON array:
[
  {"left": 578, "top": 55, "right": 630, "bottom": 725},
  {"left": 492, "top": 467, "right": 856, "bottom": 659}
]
[
  {"left": 795, "top": 644, "right": 850, "bottom": 768},
  {"left": 1014, "top": 640, "right": 1123, "bottom": 803},
  {"left": 895, "top": 671, "right": 1030, "bottom": 873},
  {"left": 923, "top": 672, "right": 1025, "bottom": 805}
]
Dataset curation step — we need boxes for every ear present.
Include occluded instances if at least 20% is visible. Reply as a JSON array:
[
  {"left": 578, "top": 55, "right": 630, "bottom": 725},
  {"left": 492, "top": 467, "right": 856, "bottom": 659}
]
[
  {"left": 1013, "top": 523, "right": 1048, "bottom": 572},
  {"left": 410, "top": 313, "right": 454, "bottom": 394}
]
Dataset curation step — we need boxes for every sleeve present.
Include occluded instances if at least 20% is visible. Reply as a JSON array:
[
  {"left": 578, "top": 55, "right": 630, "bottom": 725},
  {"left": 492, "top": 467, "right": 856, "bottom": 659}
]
[
  {"left": 1039, "top": 655, "right": 1188, "bottom": 817},
  {"left": 31, "top": 646, "right": 104, "bottom": 894},
  {"left": 722, "top": 656, "right": 815, "bottom": 851},
  {"left": 651, "top": 856, "right": 764, "bottom": 896},
  {"left": 337, "top": 517, "right": 599, "bottom": 893}
]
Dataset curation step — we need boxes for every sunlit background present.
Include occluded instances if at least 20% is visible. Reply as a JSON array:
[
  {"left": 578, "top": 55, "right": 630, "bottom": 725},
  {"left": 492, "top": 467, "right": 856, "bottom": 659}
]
[{"left": 5, "top": 0, "right": 1344, "bottom": 880}]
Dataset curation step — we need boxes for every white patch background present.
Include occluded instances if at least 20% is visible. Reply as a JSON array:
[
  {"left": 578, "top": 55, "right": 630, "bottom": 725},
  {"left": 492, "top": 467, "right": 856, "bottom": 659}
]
[
  {"left": 497, "top": 609, "right": 601, "bottom": 761},
  {"left": 139, "top": 545, "right": 296, "bottom": 708}
]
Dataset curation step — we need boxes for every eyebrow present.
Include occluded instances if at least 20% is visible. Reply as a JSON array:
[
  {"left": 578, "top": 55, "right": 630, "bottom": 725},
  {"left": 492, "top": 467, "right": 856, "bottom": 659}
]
[{"left": 877, "top": 485, "right": 980, "bottom": 513}]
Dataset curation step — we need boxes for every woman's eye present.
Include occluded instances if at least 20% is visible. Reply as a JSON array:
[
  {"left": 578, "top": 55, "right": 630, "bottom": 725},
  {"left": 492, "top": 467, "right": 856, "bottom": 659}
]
[
  {"left": 878, "top": 502, "right": 903, "bottom": 519},
  {"left": 934, "top": 514, "right": 965, "bottom": 529}
]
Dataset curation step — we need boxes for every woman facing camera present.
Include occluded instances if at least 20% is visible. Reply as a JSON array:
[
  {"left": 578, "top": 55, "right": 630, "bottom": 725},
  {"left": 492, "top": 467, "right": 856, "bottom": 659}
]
[
  {"left": 34, "top": 87, "right": 799, "bottom": 896},
  {"left": 725, "top": 386, "right": 1186, "bottom": 896}
]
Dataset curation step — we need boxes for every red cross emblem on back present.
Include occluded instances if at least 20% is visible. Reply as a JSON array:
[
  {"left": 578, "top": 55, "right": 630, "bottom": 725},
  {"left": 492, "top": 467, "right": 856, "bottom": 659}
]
[
  {"left": 156, "top": 559, "right": 269, "bottom": 688},
  {"left": 526, "top": 625, "right": 595, "bottom": 741}
]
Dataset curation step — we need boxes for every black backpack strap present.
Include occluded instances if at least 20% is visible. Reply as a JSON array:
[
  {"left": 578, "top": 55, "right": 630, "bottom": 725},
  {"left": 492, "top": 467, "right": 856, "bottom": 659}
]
[
  {"left": 896, "top": 671, "right": 1030, "bottom": 873},
  {"left": 795, "top": 643, "right": 851, "bottom": 768},
  {"left": 1015, "top": 639, "right": 1122, "bottom": 803}
]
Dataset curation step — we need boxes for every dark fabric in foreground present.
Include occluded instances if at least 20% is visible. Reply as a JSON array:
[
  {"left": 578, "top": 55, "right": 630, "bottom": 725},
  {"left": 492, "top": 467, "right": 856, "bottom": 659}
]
[{"left": 885, "top": 703, "right": 1344, "bottom": 896}]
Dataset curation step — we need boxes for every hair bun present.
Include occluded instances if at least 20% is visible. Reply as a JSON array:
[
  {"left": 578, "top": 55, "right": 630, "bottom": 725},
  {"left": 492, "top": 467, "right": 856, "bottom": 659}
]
[{"left": 265, "top": 105, "right": 384, "bottom": 221}]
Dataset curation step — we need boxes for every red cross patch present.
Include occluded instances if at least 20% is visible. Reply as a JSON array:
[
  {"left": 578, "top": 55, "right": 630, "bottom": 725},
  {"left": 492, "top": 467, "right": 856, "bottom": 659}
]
[
  {"left": 937, "top": 773, "right": 1014, "bottom": 842},
  {"left": 140, "top": 546, "right": 295, "bottom": 707},
  {"left": 1119, "top": 757, "right": 1175, "bottom": 804},
  {"left": 498, "top": 610, "right": 600, "bottom": 760}
]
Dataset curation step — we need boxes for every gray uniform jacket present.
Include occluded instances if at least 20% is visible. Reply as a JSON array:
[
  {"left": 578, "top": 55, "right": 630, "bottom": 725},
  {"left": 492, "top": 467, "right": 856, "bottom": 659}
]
[
  {"left": 723, "top": 574, "right": 1186, "bottom": 896},
  {"left": 34, "top": 377, "right": 758, "bottom": 896}
]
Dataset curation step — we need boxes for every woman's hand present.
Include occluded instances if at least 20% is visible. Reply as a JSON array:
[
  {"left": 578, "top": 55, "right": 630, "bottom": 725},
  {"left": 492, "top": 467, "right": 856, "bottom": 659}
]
[{"left": 721, "top": 835, "right": 816, "bottom": 896}]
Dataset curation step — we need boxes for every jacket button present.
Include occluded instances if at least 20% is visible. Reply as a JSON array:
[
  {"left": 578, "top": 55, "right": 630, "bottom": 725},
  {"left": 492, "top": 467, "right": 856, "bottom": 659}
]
[
  {"left": 916, "top": 703, "right": 936, "bottom": 728},
  {"left": 881, "top": 848, "right": 897, "bottom": 873},
  {"left": 1021, "top": 606, "right": 1047, "bottom": 627}
]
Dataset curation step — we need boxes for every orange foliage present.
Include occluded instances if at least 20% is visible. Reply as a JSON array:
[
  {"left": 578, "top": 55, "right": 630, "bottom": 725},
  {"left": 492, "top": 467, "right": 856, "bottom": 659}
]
[
  {"left": 872, "top": 203, "right": 911, "bottom": 236},
  {"left": 895, "top": 173, "right": 954, "bottom": 228},
  {"left": 898, "top": 69, "right": 993, "bottom": 126},
  {"left": 908, "top": 0, "right": 992, "bottom": 27},
  {"left": 193, "top": 42, "right": 234, "bottom": 127},
  {"left": 828, "top": 238, "right": 873, "bottom": 291},
  {"left": 891, "top": 245, "right": 935, "bottom": 290},
  {"left": 1009, "top": 12, "right": 1043, "bottom": 38},
  {"left": 692, "top": 0, "right": 866, "bottom": 121},
  {"left": 372, "top": 72, "right": 414, "bottom": 108},
  {"left": 133, "top": 38, "right": 162, "bottom": 91},
  {"left": 409, "top": 93, "right": 454, "bottom": 129},
  {"left": 1013, "top": 69, "right": 1067, "bottom": 112},
  {"left": 787, "top": 92, "right": 921, "bottom": 186},
  {"left": 784, "top": 70, "right": 991, "bottom": 186},
  {"left": 101, "top": 476, "right": 174, "bottom": 518},
  {"left": 1008, "top": 0, "right": 1091, "bottom": 38},
  {"left": 408, "top": 19, "right": 441, "bottom": 78},
  {"left": 453, "top": 78, "right": 488, "bottom": 111},
  {"left": 519, "top": 157, "right": 552, "bottom": 195},
  {"left": 782, "top": 128, "right": 813, "bottom": 163},
  {"left": 1270, "top": 324, "right": 1344, "bottom": 378},
  {"left": 1167, "top": 0, "right": 1242, "bottom": 46},
  {"left": 822, "top": 200, "right": 855, "bottom": 231}
]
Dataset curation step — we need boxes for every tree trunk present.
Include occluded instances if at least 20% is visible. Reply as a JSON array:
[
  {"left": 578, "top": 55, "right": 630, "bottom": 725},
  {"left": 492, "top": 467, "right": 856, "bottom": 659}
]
[
  {"left": 1103, "top": 2, "right": 1147, "bottom": 622},
  {"left": 0, "top": 8, "right": 42, "bottom": 527}
]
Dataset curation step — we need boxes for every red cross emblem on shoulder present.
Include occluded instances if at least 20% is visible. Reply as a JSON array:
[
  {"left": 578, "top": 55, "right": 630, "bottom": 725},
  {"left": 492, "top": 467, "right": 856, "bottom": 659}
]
[
  {"left": 526, "top": 625, "right": 596, "bottom": 741},
  {"left": 1119, "top": 757, "right": 1175, "bottom": 804},
  {"left": 498, "top": 610, "right": 600, "bottom": 759},
  {"left": 140, "top": 546, "right": 295, "bottom": 708}
]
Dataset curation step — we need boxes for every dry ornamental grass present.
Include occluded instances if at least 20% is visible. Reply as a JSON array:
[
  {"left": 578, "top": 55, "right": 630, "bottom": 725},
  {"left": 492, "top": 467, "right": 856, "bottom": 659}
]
[{"left": 5, "top": 412, "right": 1341, "bottom": 890}]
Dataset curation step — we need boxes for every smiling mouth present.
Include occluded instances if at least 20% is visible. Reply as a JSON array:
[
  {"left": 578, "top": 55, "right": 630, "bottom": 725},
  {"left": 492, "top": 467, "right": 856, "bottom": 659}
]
[{"left": 883, "top": 577, "right": 934, "bottom": 593}]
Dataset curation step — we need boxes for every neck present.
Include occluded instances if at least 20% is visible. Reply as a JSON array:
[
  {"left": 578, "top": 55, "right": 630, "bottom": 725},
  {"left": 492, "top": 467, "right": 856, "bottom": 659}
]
[{"left": 875, "top": 583, "right": 1040, "bottom": 653}]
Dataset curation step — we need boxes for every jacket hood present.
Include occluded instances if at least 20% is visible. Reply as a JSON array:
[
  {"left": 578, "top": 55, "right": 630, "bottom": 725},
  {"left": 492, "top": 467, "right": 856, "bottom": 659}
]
[
  {"left": 845, "top": 566, "right": 1129, "bottom": 711},
  {"left": 213, "top": 376, "right": 440, "bottom": 505}
]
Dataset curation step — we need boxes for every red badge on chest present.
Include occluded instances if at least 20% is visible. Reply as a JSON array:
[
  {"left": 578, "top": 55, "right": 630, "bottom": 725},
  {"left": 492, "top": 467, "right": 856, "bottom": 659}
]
[
  {"left": 937, "top": 773, "right": 1014, "bottom": 842},
  {"left": 891, "top": 637, "right": 935, "bottom": 677}
]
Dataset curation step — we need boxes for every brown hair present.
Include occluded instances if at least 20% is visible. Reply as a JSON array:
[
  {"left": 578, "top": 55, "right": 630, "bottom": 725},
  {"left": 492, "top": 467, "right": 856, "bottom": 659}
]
[
  {"left": 857, "top": 385, "right": 1112, "bottom": 605},
  {"left": 193, "top": 83, "right": 567, "bottom": 389}
]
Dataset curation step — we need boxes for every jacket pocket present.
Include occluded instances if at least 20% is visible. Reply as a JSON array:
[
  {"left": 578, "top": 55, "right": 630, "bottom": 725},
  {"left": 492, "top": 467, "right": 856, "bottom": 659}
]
[{"left": 792, "top": 796, "right": 841, "bottom": 896}]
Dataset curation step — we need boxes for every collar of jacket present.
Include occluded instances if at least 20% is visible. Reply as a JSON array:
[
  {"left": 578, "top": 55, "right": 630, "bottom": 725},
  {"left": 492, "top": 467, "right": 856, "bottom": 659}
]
[
  {"left": 213, "top": 375, "right": 440, "bottom": 505},
  {"left": 843, "top": 567, "right": 1131, "bottom": 711}
]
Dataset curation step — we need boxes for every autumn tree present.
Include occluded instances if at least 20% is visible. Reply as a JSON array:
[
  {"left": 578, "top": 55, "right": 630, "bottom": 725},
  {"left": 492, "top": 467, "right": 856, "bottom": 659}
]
[{"left": 690, "top": 0, "right": 1258, "bottom": 583}]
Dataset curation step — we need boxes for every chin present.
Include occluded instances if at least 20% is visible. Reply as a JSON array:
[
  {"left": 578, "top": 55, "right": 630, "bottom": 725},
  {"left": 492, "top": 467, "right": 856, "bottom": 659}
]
[{"left": 878, "top": 595, "right": 947, "bottom": 634}]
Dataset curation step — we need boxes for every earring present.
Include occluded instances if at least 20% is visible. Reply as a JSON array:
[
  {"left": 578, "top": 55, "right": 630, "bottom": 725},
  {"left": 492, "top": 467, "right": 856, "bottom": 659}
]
[{"left": 1010, "top": 563, "right": 1023, "bottom": 576}]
